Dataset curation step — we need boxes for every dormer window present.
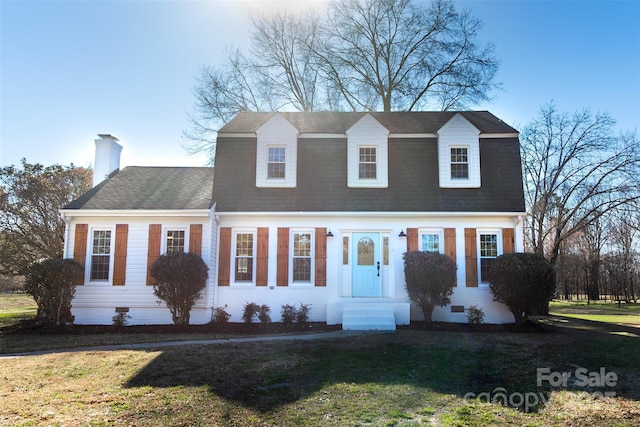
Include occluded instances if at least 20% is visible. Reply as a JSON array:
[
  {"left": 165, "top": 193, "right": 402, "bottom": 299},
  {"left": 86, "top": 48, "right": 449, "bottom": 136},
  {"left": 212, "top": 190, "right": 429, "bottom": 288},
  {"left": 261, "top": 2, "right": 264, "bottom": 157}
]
[
  {"left": 347, "top": 114, "right": 389, "bottom": 188},
  {"left": 450, "top": 147, "right": 469, "bottom": 180},
  {"left": 438, "top": 113, "right": 481, "bottom": 188},
  {"left": 256, "top": 113, "right": 298, "bottom": 188},
  {"left": 268, "top": 147, "right": 286, "bottom": 179},
  {"left": 358, "top": 147, "right": 377, "bottom": 179}
]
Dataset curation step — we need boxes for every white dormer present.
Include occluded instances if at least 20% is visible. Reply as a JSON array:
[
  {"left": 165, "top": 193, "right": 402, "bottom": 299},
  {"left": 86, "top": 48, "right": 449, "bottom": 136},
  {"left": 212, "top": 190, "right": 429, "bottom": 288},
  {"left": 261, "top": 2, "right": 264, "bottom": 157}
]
[
  {"left": 437, "top": 113, "right": 481, "bottom": 188},
  {"left": 255, "top": 113, "right": 298, "bottom": 188},
  {"left": 346, "top": 114, "right": 389, "bottom": 188}
]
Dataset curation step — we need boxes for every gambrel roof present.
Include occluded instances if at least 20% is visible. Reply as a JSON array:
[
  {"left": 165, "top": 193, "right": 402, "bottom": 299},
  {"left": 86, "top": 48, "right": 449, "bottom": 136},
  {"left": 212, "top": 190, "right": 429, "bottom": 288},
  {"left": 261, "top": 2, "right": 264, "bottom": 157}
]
[
  {"left": 64, "top": 166, "right": 215, "bottom": 210},
  {"left": 218, "top": 111, "right": 518, "bottom": 135}
]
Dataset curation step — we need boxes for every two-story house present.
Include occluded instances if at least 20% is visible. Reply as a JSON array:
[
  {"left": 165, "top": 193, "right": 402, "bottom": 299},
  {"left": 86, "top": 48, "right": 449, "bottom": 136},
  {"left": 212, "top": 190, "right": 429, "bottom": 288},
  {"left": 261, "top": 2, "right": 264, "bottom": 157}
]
[{"left": 61, "top": 111, "right": 525, "bottom": 328}]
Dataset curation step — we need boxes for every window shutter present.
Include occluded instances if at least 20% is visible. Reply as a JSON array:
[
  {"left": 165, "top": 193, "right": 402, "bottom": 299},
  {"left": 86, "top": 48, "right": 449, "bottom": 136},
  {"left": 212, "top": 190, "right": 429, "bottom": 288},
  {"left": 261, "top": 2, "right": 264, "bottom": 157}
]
[
  {"left": 444, "top": 228, "right": 456, "bottom": 262},
  {"left": 502, "top": 228, "right": 515, "bottom": 254},
  {"left": 146, "top": 224, "right": 161, "bottom": 286},
  {"left": 407, "top": 228, "right": 418, "bottom": 252},
  {"left": 465, "top": 228, "right": 478, "bottom": 287},
  {"left": 218, "top": 227, "right": 231, "bottom": 286},
  {"left": 315, "top": 228, "right": 327, "bottom": 286},
  {"left": 73, "top": 224, "right": 88, "bottom": 285},
  {"left": 277, "top": 227, "right": 289, "bottom": 286},
  {"left": 189, "top": 224, "right": 203, "bottom": 256},
  {"left": 256, "top": 227, "right": 269, "bottom": 286},
  {"left": 113, "top": 224, "right": 128, "bottom": 286}
]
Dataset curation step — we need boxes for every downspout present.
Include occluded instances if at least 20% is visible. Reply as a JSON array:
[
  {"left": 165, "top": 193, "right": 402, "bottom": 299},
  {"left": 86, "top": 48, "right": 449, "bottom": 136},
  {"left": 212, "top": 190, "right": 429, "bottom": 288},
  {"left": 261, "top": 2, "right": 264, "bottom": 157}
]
[{"left": 210, "top": 202, "right": 219, "bottom": 310}]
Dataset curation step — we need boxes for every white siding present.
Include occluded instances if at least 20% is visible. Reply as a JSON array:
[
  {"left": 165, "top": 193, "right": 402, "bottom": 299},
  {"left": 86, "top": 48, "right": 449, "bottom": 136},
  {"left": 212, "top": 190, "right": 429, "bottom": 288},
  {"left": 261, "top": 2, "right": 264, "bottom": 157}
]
[
  {"left": 255, "top": 113, "right": 298, "bottom": 188},
  {"left": 346, "top": 114, "right": 389, "bottom": 188},
  {"left": 438, "top": 113, "right": 481, "bottom": 188},
  {"left": 65, "top": 215, "right": 213, "bottom": 325},
  {"left": 216, "top": 213, "right": 524, "bottom": 325}
]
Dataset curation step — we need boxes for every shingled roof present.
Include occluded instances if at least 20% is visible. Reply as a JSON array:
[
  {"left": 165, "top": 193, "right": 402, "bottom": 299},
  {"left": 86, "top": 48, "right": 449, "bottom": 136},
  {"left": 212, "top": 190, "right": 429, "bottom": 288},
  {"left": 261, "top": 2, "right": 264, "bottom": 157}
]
[
  {"left": 218, "top": 111, "right": 518, "bottom": 135},
  {"left": 64, "top": 166, "right": 215, "bottom": 210}
]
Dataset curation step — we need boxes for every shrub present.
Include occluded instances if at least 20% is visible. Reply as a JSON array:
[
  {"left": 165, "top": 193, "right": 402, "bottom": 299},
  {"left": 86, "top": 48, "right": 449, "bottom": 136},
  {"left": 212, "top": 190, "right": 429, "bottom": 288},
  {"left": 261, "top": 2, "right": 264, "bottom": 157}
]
[
  {"left": 281, "top": 304, "right": 297, "bottom": 326},
  {"left": 403, "top": 251, "right": 457, "bottom": 321},
  {"left": 242, "top": 302, "right": 260, "bottom": 324},
  {"left": 257, "top": 304, "right": 272, "bottom": 323},
  {"left": 24, "top": 258, "right": 82, "bottom": 326},
  {"left": 489, "top": 252, "right": 556, "bottom": 324},
  {"left": 112, "top": 310, "right": 132, "bottom": 327},
  {"left": 295, "top": 303, "right": 311, "bottom": 326},
  {"left": 150, "top": 252, "right": 209, "bottom": 326},
  {"left": 280, "top": 303, "right": 312, "bottom": 327},
  {"left": 465, "top": 305, "right": 484, "bottom": 324},
  {"left": 211, "top": 305, "right": 231, "bottom": 325}
]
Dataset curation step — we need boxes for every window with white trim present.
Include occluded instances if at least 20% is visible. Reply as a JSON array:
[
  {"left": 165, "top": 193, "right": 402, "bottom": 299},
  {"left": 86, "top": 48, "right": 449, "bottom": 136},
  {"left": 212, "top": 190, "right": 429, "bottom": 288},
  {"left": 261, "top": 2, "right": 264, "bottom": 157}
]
[
  {"left": 267, "top": 147, "right": 286, "bottom": 179},
  {"left": 479, "top": 232, "right": 499, "bottom": 284},
  {"left": 450, "top": 147, "right": 469, "bottom": 180},
  {"left": 255, "top": 113, "right": 298, "bottom": 188},
  {"left": 90, "top": 228, "right": 112, "bottom": 281},
  {"left": 233, "top": 231, "right": 255, "bottom": 283},
  {"left": 358, "top": 147, "right": 377, "bottom": 179},
  {"left": 165, "top": 229, "right": 185, "bottom": 253},
  {"left": 290, "top": 230, "right": 314, "bottom": 284},
  {"left": 420, "top": 229, "right": 444, "bottom": 254}
]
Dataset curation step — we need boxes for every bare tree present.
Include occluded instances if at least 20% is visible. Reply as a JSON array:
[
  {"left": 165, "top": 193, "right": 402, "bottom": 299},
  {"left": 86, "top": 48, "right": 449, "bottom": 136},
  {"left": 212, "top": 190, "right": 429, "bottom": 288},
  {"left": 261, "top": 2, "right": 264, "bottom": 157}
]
[
  {"left": 318, "top": 0, "right": 499, "bottom": 112},
  {"left": 184, "top": 0, "right": 500, "bottom": 161},
  {"left": 521, "top": 103, "right": 640, "bottom": 267}
]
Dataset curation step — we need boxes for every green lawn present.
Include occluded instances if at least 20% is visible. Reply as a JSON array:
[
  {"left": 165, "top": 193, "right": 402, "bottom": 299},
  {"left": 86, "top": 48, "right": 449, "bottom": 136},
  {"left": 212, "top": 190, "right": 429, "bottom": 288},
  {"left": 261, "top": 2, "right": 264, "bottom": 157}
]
[
  {"left": 0, "top": 293, "right": 37, "bottom": 329},
  {"left": 1, "top": 295, "right": 639, "bottom": 426},
  {"left": 550, "top": 300, "right": 640, "bottom": 327}
]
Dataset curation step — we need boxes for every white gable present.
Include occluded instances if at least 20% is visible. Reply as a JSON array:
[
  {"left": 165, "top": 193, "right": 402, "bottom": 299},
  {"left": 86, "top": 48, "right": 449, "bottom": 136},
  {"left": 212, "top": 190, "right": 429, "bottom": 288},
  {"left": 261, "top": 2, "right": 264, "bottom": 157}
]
[
  {"left": 346, "top": 114, "right": 389, "bottom": 188},
  {"left": 255, "top": 113, "right": 298, "bottom": 188},
  {"left": 437, "top": 113, "right": 481, "bottom": 188}
]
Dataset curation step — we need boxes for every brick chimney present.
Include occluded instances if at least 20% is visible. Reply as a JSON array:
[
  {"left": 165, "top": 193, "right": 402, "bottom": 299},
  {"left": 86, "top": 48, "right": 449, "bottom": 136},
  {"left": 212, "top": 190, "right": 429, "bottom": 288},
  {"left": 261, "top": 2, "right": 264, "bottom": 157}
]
[{"left": 93, "top": 134, "right": 122, "bottom": 187}]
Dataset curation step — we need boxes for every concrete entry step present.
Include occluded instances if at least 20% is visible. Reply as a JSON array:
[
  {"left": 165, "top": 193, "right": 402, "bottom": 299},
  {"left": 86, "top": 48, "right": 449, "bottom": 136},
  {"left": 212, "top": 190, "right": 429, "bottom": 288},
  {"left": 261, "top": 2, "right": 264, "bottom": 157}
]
[{"left": 342, "top": 302, "right": 396, "bottom": 331}]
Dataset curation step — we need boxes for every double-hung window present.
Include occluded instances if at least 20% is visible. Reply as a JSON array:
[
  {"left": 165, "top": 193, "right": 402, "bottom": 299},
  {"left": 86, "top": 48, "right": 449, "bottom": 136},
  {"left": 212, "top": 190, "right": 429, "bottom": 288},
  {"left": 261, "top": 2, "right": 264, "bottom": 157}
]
[
  {"left": 450, "top": 147, "right": 469, "bottom": 180},
  {"left": 90, "top": 229, "right": 112, "bottom": 281},
  {"left": 479, "top": 233, "right": 498, "bottom": 283},
  {"left": 292, "top": 231, "right": 312, "bottom": 283},
  {"left": 267, "top": 147, "right": 286, "bottom": 179},
  {"left": 358, "top": 147, "right": 377, "bottom": 179},
  {"left": 420, "top": 229, "right": 443, "bottom": 254},
  {"left": 165, "top": 229, "right": 185, "bottom": 253},
  {"left": 234, "top": 232, "right": 255, "bottom": 283}
]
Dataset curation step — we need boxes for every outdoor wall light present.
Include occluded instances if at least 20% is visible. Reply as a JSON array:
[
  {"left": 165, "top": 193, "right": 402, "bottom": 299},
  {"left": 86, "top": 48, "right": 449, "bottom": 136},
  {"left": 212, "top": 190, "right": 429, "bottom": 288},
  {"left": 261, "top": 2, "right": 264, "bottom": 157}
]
[
  {"left": 398, "top": 229, "right": 407, "bottom": 237},
  {"left": 326, "top": 230, "right": 334, "bottom": 237}
]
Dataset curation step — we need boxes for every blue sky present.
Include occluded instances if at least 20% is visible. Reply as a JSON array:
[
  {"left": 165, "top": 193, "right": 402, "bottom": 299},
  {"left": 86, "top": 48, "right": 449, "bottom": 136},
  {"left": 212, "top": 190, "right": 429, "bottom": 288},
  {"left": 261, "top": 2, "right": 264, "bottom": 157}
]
[{"left": 1, "top": 0, "right": 639, "bottom": 169}]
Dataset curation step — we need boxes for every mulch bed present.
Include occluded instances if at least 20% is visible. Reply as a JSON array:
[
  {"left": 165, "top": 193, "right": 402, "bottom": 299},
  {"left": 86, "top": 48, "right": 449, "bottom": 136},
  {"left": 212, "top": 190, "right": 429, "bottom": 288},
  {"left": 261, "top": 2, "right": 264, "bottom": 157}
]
[{"left": 3, "top": 318, "right": 550, "bottom": 336}]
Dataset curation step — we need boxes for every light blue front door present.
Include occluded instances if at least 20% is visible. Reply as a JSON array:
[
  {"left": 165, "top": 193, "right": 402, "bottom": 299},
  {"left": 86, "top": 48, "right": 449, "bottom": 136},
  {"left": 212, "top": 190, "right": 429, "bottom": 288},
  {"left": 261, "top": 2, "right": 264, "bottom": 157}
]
[{"left": 352, "top": 232, "right": 381, "bottom": 297}]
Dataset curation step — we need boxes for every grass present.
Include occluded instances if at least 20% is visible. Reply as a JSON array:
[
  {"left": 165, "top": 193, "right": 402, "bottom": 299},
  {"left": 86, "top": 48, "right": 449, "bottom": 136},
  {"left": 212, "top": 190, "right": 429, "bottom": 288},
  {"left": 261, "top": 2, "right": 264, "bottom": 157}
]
[
  {"left": 1, "top": 297, "right": 640, "bottom": 426},
  {"left": 550, "top": 300, "right": 640, "bottom": 328},
  {"left": 0, "top": 293, "right": 37, "bottom": 329}
]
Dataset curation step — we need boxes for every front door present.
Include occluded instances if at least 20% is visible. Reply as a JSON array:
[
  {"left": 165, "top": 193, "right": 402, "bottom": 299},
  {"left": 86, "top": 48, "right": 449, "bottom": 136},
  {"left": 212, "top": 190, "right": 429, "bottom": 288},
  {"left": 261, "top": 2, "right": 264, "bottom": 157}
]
[{"left": 352, "top": 232, "right": 381, "bottom": 297}]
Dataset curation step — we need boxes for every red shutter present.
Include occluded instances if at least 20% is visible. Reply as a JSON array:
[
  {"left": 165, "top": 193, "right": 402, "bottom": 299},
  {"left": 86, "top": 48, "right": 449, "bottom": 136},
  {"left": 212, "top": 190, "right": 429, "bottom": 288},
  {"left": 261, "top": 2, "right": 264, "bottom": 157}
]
[
  {"left": 146, "top": 224, "right": 162, "bottom": 286},
  {"left": 73, "top": 224, "right": 88, "bottom": 285},
  {"left": 189, "top": 224, "right": 203, "bottom": 256},
  {"left": 315, "top": 228, "right": 327, "bottom": 287},
  {"left": 465, "top": 228, "right": 478, "bottom": 287},
  {"left": 444, "top": 228, "right": 456, "bottom": 262},
  {"left": 277, "top": 227, "right": 289, "bottom": 286},
  {"left": 407, "top": 228, "right": 418, "bottom": 252},
  {"left": 256, "top": 227, "right": 269, "bottom": 286},
  {"left": 113, "top": 224, "right": 128, "bottom": 286},
  {"left": 502, "top": 228, "right": 515, "bottom": 254},
  {"left": 218, "top": 227, "right": 231, "bottom": 286}
]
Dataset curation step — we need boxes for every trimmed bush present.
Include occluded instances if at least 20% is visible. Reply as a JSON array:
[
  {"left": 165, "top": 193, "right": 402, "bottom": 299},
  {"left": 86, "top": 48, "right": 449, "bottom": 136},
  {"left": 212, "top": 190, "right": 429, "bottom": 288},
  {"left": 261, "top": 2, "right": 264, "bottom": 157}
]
[
  {"left": 24, "top": 258, "right": 82, "bottom": 326},
  {"left": 257, "top": 304, "right": 272, "bottom": 323},
  {"left": 242, "top": 302, "right": 260, "bottom": 323},
  {"left": 211, "top": 306, "right": 231, "bottom": 325},
  {"left": 465, "top": 305, "right": 484, "bottom": 324},
  {"left": 489, "top": 252, "right": 556, "bottom": 324},
  {"left": 150, "top": 252, "right": 209, "bottom": 326},
  {"left": 403, "top": 251, "right": 457, "bottom": 321},
  {"left": 280, "top": 303, "right": 312, "bottom": 327}
]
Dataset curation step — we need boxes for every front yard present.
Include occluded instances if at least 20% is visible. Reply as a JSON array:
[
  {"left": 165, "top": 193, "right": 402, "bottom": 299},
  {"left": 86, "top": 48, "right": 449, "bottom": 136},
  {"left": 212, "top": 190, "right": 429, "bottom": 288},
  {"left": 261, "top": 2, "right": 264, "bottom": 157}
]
[{"left": 1, "top": 296, "right": 639, "bottom": 426}]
